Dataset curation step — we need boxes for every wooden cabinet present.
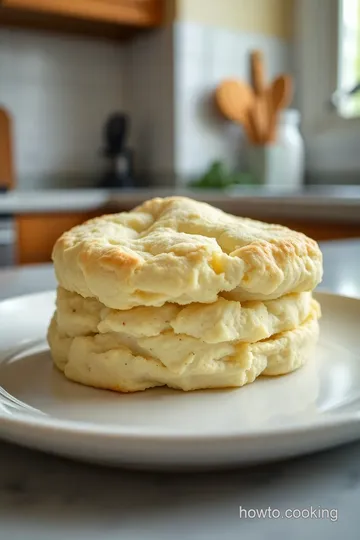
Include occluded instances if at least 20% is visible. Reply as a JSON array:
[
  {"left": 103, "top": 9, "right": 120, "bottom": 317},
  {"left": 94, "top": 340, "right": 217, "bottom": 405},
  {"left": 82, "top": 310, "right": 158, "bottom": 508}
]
[
  {"left": 0, "top": 0, "right": 164, "bottom": 37},
  {"left": 1, "top": 0, "right": 163, "bottom": 26},
  {"left": 260, "top": 218, "right": 360, "bottom": 242},
  {"left": 16, "top": 212, "right": 101, "bottom": 265}
]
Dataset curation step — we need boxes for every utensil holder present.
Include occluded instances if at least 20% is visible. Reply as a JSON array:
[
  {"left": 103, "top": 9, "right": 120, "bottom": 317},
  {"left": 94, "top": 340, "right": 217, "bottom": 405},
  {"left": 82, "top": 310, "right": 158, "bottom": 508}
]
[
  {"left": 247, "top": 144, "right": 284, "bottom": 187},
  {"left": 247, "top": 143, "right": 303, "bottom": 189},
  {"left": 247, "top": 110, "right": 304, "bottom": 189}
]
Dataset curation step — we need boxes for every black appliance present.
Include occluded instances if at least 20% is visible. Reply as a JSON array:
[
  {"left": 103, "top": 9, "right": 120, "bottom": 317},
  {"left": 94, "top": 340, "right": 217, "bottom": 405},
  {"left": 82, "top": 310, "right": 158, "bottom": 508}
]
[{"left": 100, "top": 112, "right": 134, "bottom": 188}]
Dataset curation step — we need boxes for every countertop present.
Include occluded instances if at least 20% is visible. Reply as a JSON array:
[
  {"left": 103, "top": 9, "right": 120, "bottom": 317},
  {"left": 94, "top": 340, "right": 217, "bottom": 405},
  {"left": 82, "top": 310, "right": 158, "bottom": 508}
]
[
  {"left": 0, "top": 239, "right": 360, "bottom": 539},
  {"left": 2, "top": 185, "right": 360, "bottom": 222}
]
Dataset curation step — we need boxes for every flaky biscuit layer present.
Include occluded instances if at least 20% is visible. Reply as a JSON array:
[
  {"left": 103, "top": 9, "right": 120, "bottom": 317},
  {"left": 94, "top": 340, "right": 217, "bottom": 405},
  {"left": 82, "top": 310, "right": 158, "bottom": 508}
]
[
  {"left": 56, "top": 286, "right": 315, "bottom": 345},
  {"left": 48, "top": 300, "right": 320, "bottom": 393}
]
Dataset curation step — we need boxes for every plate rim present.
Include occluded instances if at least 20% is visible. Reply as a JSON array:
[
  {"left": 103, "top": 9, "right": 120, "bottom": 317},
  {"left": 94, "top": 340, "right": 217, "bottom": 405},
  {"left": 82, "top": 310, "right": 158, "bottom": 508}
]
[{"left": 0, "top": 289, "right": 360, "bottom": 443}]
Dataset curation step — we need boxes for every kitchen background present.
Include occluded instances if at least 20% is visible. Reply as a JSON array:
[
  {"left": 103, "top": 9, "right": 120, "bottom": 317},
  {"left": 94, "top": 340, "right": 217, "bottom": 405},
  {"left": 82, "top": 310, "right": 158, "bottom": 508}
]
[
  {"left": 0, "top": 0, "right": 292, "bottom": 189},
  {"left": 1, "top": 0, "right": 360, "bottom": 267}
]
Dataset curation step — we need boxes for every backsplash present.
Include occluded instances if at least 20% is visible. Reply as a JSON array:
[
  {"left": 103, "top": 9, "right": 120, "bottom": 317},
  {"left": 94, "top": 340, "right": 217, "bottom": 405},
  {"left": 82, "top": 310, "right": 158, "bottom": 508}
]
[
  {"left": 123, "top": 26, "right": 175, "bottom": 185},
  {"left": 0, "top": 22, "right": 292, "bottom": 189},
  {"left": 174, "top": 21, "right": 292, "bottom": 182},
  {"left": 0, "top": 29, "right": 125, "bottom": 189}
]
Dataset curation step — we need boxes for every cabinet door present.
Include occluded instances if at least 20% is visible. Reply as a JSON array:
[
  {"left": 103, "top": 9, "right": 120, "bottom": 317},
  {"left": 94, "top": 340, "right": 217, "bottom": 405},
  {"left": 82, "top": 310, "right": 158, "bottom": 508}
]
[
  {"left": 16, "top": 212, "right": 100, "bottom": 265},
  {"left": 259, "top": 218, "right": 360, "bottom": 242},
  {"left": 1, "top": 0, "right": 163, "bottom": 26}
]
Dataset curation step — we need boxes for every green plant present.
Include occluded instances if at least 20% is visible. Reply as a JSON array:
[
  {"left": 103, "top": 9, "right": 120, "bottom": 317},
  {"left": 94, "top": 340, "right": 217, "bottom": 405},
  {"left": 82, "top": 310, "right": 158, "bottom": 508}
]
[{"left": 190, "top": 161, "right": 253, "bottom": 189}]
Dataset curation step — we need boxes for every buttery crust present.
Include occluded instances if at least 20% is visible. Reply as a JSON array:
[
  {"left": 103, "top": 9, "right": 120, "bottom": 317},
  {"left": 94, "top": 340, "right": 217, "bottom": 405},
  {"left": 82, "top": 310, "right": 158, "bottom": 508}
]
[
  {"left": 47, "top": 304, "right": 320, "bottom": 393},
  {"left": 52, "top": 197, "right": 323, "bottom": 309}
]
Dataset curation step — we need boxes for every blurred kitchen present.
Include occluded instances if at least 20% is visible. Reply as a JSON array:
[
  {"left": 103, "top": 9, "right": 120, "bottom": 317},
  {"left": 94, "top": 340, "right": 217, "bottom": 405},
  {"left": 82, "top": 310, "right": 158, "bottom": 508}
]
[{"left": 1, "top": 0, "right": 360, "bottom": 266}]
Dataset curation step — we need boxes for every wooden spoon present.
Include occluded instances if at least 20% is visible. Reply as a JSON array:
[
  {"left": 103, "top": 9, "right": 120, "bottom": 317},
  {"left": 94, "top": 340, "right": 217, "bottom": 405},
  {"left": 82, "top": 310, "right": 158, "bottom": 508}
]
[
  {"left": 250, "top": 50, "right": 268, "bottom": 143},
  {"left": 250, "top": 50, "right": 266, "bottom": 96},
  {"left": 268, "top": 75, "right": 293, "bottom": 142},
  {"left": 215, "top": 79, "right": 256, "bottom": 143}
]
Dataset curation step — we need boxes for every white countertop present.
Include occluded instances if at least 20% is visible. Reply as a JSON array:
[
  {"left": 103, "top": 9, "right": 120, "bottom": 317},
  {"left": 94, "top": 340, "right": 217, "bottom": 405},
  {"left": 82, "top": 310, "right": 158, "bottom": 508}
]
[
  {"left": 2, "top": 185, "right": 360, "bottom": 222},
  {"left": 0, "top": 240, "right": 360, "bottom": 539}
]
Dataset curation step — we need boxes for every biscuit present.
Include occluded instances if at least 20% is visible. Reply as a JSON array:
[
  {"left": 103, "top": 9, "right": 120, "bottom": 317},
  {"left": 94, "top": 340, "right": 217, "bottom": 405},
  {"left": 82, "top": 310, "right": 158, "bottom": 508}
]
[
  {"left": 52, "top": 197, "right": 323, "bottom": 308},
  {"left": 56, "top": 286, "right": 315, "bottom": 345},
  {"left": 47, "top": 302, "right": 320, "bottom": 393}
]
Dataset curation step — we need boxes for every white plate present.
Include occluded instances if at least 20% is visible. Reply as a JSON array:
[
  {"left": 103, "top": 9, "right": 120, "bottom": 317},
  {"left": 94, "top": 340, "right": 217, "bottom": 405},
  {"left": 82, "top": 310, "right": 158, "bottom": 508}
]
[{"left": 0, "top": 291, "right": 360, "bottom": 470}]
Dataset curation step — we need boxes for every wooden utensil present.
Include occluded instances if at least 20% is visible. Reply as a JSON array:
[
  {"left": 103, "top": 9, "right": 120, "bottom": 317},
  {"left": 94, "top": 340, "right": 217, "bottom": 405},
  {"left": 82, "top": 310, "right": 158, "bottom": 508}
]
[
  {"left": 268, "top": 75, "right": 293, "bottom": 142},
  {"left": 250, "top": 50, "right": 268, "bottom": 143},
  {"left": 250, "top": 50, "right": 266, "bottom": 96},
  {"left": 251, "top": 98, "right": 267, "bottom": 144},
  {"left": 0, "top": 107, "right": 15, "bottom": 190},
  {"left": 215, "top": 79, "right": 257, "bottom": 143}
]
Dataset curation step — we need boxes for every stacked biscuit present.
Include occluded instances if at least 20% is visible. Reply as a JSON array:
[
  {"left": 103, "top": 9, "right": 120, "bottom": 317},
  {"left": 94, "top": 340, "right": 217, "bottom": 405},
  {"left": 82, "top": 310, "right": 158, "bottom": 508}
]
[{"left": 48, "top": 197, "right": 323, "bottom": 393}]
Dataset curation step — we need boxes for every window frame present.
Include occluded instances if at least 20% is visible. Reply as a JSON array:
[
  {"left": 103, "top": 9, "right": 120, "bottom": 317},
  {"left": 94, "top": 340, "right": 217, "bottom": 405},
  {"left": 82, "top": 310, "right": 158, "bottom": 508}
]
[{"left": 294, "top": 0, "right": 360, "bottom": 137}]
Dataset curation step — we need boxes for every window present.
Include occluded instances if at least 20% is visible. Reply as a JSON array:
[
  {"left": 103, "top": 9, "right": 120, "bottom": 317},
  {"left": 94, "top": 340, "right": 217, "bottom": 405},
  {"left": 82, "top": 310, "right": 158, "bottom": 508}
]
[
  {"left": 337, "top": 0, "right": 360, "bottom": 117},
  {"left": 294, "top": 0, "right": 360, "bottom": 177},
  {"left": 294, "top": 0, "right": 360, "bottom": 132}
]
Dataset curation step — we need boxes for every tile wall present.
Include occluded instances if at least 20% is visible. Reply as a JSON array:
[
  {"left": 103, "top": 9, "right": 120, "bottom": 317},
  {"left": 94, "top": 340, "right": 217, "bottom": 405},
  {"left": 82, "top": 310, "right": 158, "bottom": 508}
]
[
  {"left": 0, "top": 29, "right": 125, "bottom": 189},
  {"left": 123, "top": 26, "right": 175, "bottom": 185},
  {"left": 174, "top": 21, "right": 292, "bottom": 182},
  {"left": 0, "top": 21, "right": 292, "bottom": 189}
]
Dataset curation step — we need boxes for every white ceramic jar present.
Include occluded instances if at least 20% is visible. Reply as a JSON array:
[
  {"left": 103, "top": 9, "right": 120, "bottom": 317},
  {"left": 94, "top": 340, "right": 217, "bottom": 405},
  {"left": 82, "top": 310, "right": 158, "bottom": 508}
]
[
  {"left": 276, "top": 109, "right": 305, "bottom": 189},
  {"left": 247, "top": 109, "right": 305, "bottom": 190}
]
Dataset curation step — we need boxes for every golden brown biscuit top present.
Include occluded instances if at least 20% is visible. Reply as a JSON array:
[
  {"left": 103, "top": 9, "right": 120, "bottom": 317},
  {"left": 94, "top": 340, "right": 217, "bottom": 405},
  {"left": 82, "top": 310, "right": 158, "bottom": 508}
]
[{"left": 52, "top": 196, "right": 323, "bottom": 309}]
